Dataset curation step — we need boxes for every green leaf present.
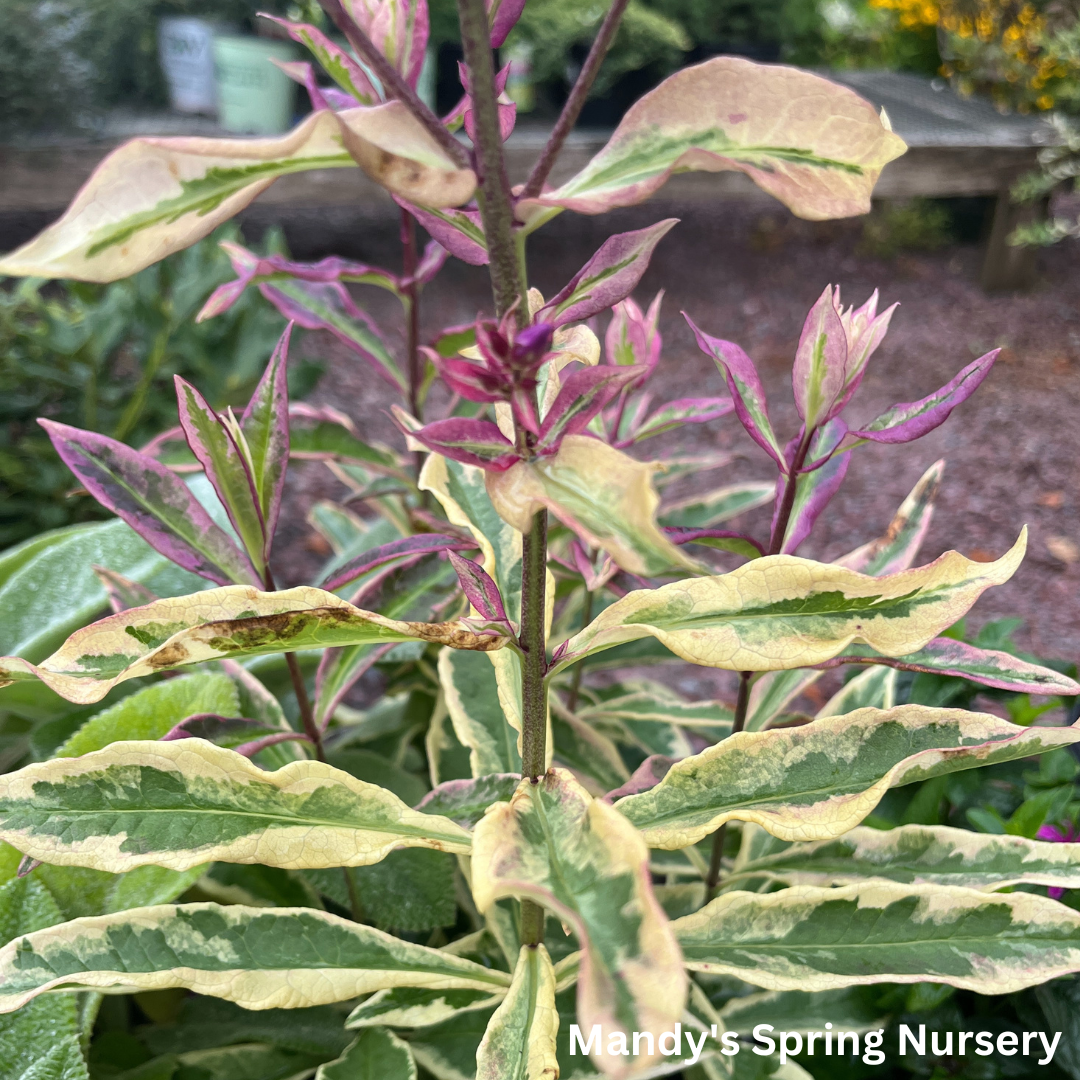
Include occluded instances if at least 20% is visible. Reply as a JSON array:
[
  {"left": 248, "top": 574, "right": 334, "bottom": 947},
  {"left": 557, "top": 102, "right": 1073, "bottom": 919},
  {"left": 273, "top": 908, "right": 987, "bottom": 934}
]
[
  {"left": 438, "top": 648, "right": 520, "bottom": 777},
  {"left": 472, "top": 770, "right": 686, "bottom": 1074},
  {"left": 548, "top": 710, "right": 629, "bottom": 795},
  {"left": 729, "top": 822, "right": 1080, "bottom": 891},
  {"left": 659, "top": 482, "right": 776, "bottom": 529},
  {"left": 348, "top": 986, "right": 507, "bottom": 1030},
  {"left": 744, "top": 669, "right": 823, "bottom": 733},
  {"left": 0, "top": 108, "right": 476, "bottom": 282},
  {"left": 517, "top": 57, "right": 906, "bottom": 223},
  {"left": 317, "top": 1028, "right": 417, "bottom": 1080},
  {"left": 0, "top": 902, "right": 511, "bottom": 1013},
  {"left": 476, "top": 945, "right": 559, "bottom": 1080},
  {"left": 0, "top": 583, "right": 507, "bottom": 706},
  {"left": 558, "top": 532, "right": 1027, "bottom": 672},
  {"left": 674, "top": 881, "right": 1080, "bottom": 993},
  {"left": 717, "top": 987, "right": 886, "bottom": 1035},
  {"left": 815, "top": 666, "right": 896, "bottom": 717},
  {"left": 0, "top": 739, "right": 471, "bottom": 872},
  {"left": 0, "top": 878, "right": 86, "bottom": 1080},
  {"left": 56, "top": 673, "right": 239, "bottom": 757},
  {"left": 616, "top": 705, "right": 1080, "bottom": 848}
]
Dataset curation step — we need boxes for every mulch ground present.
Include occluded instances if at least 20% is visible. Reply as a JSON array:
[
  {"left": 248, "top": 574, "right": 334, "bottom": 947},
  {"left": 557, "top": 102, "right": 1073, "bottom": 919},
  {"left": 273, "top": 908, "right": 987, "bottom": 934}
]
[{"left": 269, "top": 196, "right": 1080, "bottom": 694}]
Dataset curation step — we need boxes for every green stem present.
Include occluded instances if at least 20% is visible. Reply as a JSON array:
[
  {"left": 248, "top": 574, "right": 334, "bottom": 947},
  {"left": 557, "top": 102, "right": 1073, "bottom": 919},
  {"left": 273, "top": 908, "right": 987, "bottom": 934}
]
[
  {"left": 112, "top": 326, "right": 169, "bottom": 441},
  {"left": 342, "top": 867, "right": 365, "bottom": 922},
  {"left": 705, "top": 670, "right": 751, "bottom": 900},
  {"left": 519, "top": 511, "right": 549, "bottom": 781}
]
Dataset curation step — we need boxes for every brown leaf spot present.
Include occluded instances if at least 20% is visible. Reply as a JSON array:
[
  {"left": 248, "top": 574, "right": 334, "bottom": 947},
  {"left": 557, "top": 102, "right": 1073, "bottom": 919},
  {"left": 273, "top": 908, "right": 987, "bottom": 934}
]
[
  {"left": 148, "top": 642, "right": 192, "bottom": 669},
  {"left": 408, "top": 622, "right": 507, "bottom": 651}
]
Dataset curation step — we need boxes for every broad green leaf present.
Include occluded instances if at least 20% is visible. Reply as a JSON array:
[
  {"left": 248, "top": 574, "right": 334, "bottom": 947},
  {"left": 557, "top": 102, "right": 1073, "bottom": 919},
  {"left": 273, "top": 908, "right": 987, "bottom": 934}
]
[
  {"left": 350, "top": 986, "right": 507, "bottom": 1029},
  {"left": 439, "top": 649, "right": 520, "bottom": 777},
  {"left": 416, "top": 775, "right": 522, "bottom": 829},
  {"left": 815, "top": 666, "right": 895, "bottom": 717},
  {"left": 549, "top": 709, "right": 630, "bottom": 795},
  {"left": 729, "top": 823, "right": 1080, "bottom": 892},
  {"left": 486, "top": 436, "right": 697, "bottom": 577},
  {"left": 56, "top": 673, "right": 239, "bottom": 757},
  {"left": 171, "top": 1044, "right": 326, "bottom": 1080},
  {"left": 835, "top": 459, "right": 943, "bottom": 575},
  {"left": 574, "top": 681, "right": 733, "bottom": 746},
  {"left": 558, "top": 532, "right": 1026, "bottom": 672},
  {"left": 317, "top": 1028, "right": 417, "bottom": 1080},
  {"left": 673, "top": 881, "right": 1080, "bottom": 993},
  {"left": 0, "top": 902, "right": 510, "bottom": 1012},
  {"left": 616, "top": 706, "right": 1080, "bottom": 848},
  {"left": 0, "top": 108, "right": 476, "bottom": 282},
  {"left": 658, "top": 482, "right": 776, "bottom": 530},
  {"left": 472, "top": 770, "right": 686, "bottom": 1076},
  {"left": 476, "top": 945, "right": 559, "bottom": 1080},
  {"left": 0, "top": 520, "right": 205, "bottom": 665},
  {"left": 516, "top": 58, "right": 906, "bottom": 224},
  {"left": 0, "top": 738, "right": 471, "bottom": 872},
  {"left": 717, "top": 987, "right": 886, "bottom": 1035},
  {"left": 0, "top": 584, "right": 508, "bottom": 705},
  {"left": 0, "top": 878, "right": 85, "bottom": 1080}
]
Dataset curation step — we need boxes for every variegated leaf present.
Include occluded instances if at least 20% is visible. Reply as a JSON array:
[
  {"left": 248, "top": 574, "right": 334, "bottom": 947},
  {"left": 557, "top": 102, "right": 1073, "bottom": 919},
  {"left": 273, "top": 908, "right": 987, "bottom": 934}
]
[
  {"left": 659, "top": 482, "right": 776, "bottom": 530},
  {"left": 0, "top": 738, "right": 471, "bottom": 871},
  {"left": 815, "top": 665, "right": 896, "bottom": 717},
  {"left": 673, "top": 882, "right": 1080, "bottom": 993},
  {"left": 557, "top": 532, "right": 1026, "bottom": 671},
  {"left": 486, "top": 436, "right": 697, "bottom": 576},
  {"left": 439, "top": 649, "right": 521, "bottom": 777},
  {"left": 835, "top": 459, "right": 943, "bottom": 575},
  {"left": 471, "top": 770, "right": 687, "bottom": 1077},
  {"left": 0, "top": 583, "right": 506, "bottom": 705},
  {"left": 349, "top": 985, "right": 508, "bottom": 1029},
  {"left": 729, "top": 823, "right": 1080, "bottom": 891},
  {"left": 0, "top": 109, "right": 475, "bottom": 282},
  {"left": 476, "top": 945, "right": 559, "bottom": 1080},
  {"left": 317, "top": 1028, "right": 417, "bottom": 1080},
  {"left": 744, "top": 669, "right": 822, "bottom": 732},
  {"left": 416, "top": 775, "right": 521, "bottom": 829},
  {"left": 517, "top": 58, "right": 905, "bottom": 223},
  {"left": 616, "top": 706, "right": 1080, "bottom": 848},
  {"left": 0, "top": 902, "right": 511, "bottom": 1013}
]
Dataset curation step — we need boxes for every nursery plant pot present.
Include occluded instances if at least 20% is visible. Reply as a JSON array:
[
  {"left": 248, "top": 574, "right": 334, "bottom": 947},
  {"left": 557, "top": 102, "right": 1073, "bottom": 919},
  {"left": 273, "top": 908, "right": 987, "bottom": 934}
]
[
  {"left": 213, "top": 36, "right": 297, "bottom": 135},
  {"left": 158, "top": 17, "right": 219, "bottom": 115}
]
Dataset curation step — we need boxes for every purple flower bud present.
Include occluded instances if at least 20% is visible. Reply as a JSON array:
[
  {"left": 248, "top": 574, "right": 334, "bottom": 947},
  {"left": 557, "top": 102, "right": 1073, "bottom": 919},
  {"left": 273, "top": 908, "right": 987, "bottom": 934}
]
[{"left": 511, "top": 322, "right": 555, "bottom": 371}]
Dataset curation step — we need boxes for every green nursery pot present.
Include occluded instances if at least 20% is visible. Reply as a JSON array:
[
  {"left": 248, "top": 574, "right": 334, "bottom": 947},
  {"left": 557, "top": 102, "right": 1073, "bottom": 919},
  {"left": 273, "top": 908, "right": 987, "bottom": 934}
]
[{"left": 212, "top": 36, "right": 297, "bottom": 135}]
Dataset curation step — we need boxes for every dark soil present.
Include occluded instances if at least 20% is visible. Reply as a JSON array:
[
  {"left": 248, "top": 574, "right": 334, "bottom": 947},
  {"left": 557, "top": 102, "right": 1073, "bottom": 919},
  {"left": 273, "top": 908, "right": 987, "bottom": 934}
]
[{"left": 269, "top": 197, "right": 1080, "bottom": 681}]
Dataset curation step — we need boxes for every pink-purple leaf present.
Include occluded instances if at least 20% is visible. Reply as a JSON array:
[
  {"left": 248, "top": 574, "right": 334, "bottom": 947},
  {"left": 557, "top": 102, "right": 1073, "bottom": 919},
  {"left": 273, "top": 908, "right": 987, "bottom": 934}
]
[
  {"left": 602, "top": 755, "right": 677, "bottom": 803},
  {"left": 792, "top": 284, "right": 848, "bottom": 428},
  {"left": 412, "top": 239, "right": 449, "bottom": 285},
  {"left": 394, "top": 199, "right": 488, "bottom": 266},
  {"left": 850, "top": 351, "right": 998, "bottom": 444},
  {"left": 450, "top": 61, "right": 516, "bottom": 143},
  {"left": 824, "top": 639, "right": 1080, "bottom": 696},
  {"left": 175, "top": 376, "right": 267, "bottom": 572},
  {"left": 538, "top": 220, "right": 678, "bottom": 328},
  {"left": 262, "top": 15, "right": 380, "bottom": 103},
  {"left": 629, "top": 396, "right": 734, "bottom": 442},
  {"left": 488, "top": 0, "right": 527, "bottom": 47},
  {"left": 161, "top": 713, "right": 295, "bottom": 749},
  {"left": 399, "top": 417, "right": 520, "bottom": 471},
  {"left": 92, "top": 567, "right": 159, "bottom": 614},
  {"left": 606, "top": 292, "right": 662, "bottom": 372},
  {"left": 430, "top": 353, "right": 511, "bottom": 403},
  {"left": 684, "top": 315, "right": 786, "bottom": 467},
  {"left": 322, "top": 534, "right": 473, "bottom": 592},
  {"left": 39, "top": 420, "right": 258, "bottom": 586},
  {"left": 241, "top": 327, "right": 292, "bottom": 561},
  {"left": 663, "top": 528, "right": 763, "bottom": 561},
  {"left": 776, "top": 419, "right": 851, "bottom": 554},
  {"left": 448, "top": 551, "right": 509, "bottom": 623},
  {"left": 343, "top": 0, "right": 429, "bottom": 88},
  {"left": 272, "top": 58, "right": 333, "bottom": 111},
  {"left": 537, "top": 365, "right": 646, "bottom": 452}
]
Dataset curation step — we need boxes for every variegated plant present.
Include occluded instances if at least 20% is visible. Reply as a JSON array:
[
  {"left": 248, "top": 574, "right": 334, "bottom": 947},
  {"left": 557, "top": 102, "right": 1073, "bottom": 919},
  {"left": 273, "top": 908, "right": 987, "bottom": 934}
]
[{"left": 0, "top": 2, "right": 1076, "bottom": 1079}]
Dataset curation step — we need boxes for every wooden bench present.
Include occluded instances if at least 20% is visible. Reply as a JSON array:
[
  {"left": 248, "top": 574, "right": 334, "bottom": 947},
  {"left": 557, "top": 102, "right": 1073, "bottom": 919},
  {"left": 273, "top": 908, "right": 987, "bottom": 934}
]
[{"left": 0, "top": 70, "right": 1054, "bottom": 289}]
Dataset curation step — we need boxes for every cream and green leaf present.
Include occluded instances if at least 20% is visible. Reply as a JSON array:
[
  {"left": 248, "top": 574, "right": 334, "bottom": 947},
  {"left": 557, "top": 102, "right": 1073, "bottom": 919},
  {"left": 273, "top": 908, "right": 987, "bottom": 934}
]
[
  {"left": 0, "top": 106, "right": 476, "bottom": 283},
  {"left": 727, "top": 823, "right": 1080, "bottom": 891},
  {"left": 556, "top": 532, "right": 1026, "bottom": 671},
  {"left": 0, "top": 739, "right": 472, "bottom": 871},
  {"left": 0, "top": 902, "right": 511, "bottom": 1013},
  {"left": 516, "top": 57, "right": 906, "bottom": 224},
  {"left": 616, "top": 705, "right": 1080, "bottom": 847},
  {"left": 439, "top": 648, "right": 521, "bottom": 777},
  {"left": 674, "top": 882, "right": 1080, "bottom": 993},
  {"left": 0, "top": 583, "right": 508, "bottom": 705},
  {"left": 471, "top": 770, "right": 686, "bottom": 1076}
]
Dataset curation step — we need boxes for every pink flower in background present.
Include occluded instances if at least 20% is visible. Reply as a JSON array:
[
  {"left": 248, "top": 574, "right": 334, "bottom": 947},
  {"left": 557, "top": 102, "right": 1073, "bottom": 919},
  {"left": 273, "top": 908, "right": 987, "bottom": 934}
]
[{"left": 1038, "top": 821, "right": 1080, "bottom": 898}]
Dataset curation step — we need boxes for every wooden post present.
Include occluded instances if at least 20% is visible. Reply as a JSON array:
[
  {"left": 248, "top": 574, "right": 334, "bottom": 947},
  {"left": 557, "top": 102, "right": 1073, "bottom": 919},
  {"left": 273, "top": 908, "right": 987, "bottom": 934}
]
[{"left": 980, "top": 189, "right": 1048, "bottom": 292}]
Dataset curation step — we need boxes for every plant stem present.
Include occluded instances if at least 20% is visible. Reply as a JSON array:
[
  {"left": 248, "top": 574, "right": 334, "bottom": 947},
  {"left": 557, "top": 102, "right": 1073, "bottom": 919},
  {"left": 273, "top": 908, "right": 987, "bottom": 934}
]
[
  {"left": 566, "top": 587, "right": 593, "bottom": 714},
  {"left": 520, "top": 0, "right": 632, "bottom": 199},
  {"left": 266, "top": 568, "right": 326, "bottom": 761},
  {"left": 316, "top": 0, "right": 469, "bottom": 168},
  {"left": 456, "top": 0, "right": 526, "bottom": 324},
  {"left": 705, "top": 670, "right": 751, "bottom": 900},
  {"left": 400, "top": 208, "right": 422, "bottom": 422},
  {"left": 519, "top": 511, "right": 549, "bottom": 781},
  {"left": 767, "top": 433, "right": 813, "bottom": 556},
  {"left": 342, "top": 867, "right": 365, "bottom": 921},
  {"left": 113, "top": 325, "right": 169, "bottom": 441}
]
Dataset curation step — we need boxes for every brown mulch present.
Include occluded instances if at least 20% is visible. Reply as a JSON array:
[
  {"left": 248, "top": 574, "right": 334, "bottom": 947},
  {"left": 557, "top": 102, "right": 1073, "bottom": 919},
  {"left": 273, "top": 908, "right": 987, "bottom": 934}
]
[{"left": 270, "top": 197, "right": 1080, "bottom": 681}]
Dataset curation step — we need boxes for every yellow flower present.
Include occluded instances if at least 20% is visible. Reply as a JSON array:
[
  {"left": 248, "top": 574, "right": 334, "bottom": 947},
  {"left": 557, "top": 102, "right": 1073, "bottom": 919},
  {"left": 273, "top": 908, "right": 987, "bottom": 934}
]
[{"left": 1037, "top": 94, "right": 1054, "bottom": 110}]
